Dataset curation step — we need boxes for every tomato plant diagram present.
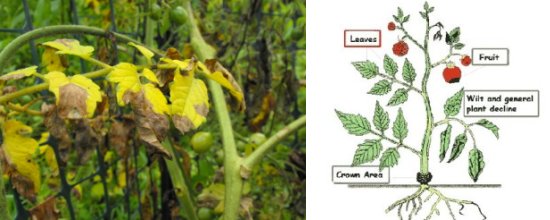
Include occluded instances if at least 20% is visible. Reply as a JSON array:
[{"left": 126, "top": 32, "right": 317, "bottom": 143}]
[{"left": 335, "top": 2, "right": 503, "bottom": 220}]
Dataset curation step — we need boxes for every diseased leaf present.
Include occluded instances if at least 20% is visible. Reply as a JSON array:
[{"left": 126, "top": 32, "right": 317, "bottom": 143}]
[
  {"left": 444, "top": 88, "right": 464, "bottom": 117},
  {"left": 368, "top": 80, "right": 392, "bottom": 95},
  {"left": 42, "top": 47, "right": 67, "bottom": 72},
  {"left": 128, "top": 42, "right": 154, "bottom": 63},
  {"left": 387, "top": 88, "right": 408, "bottom": 106},
  {"left": 250, "top": 92, "right": 275, "bottom": 131},
  {"left": 108, "top": 117, "right": 135, "bottom": 158},
  {"left": 475, "top": 119, "right": 499, "bottom": 139},
  {"left": 142, "top": 68, "right": 159, "bottom": 84},
  {"left": 38, "top": 133, "right": 58, "bottom": 176},
  {"left": 379, "top": 148, "right": 400, "bottom": 171},
  {"left": 29, "top": 196, "right": 60, "bottom": 220},
  {"left": 383, "top": 55, "right": 398, "bottom": 77},
  {"left": 1, "top": 120, "right": 40, "bottom": 201},
  {"left": 439, "top": 125, "right": 452, "bottom": 162},
  {"left": 200, "top": 59, "right": 245, "bottom": 111},
  {"left": 392, "top": 108, "right": 408, "bottom": 142},
  {"left": 402, "top": 58, "right": 416, "bottom": 83},
  {"left": 352, "top": 140, "right": 382, "bottom": 166},
  {"left": 41, "top": 104, "right": 72, "bottom": 162},
  {"left": 170, "top": 71, "right": 210, "bottom": 133},
  {"left": 42, "top": 39, "right": 94, "bottom": 58},
  {"left": 352, "top": 61, "right": 379, "bottom": 79},
  {"left": 468, "top": 148, "right": 485, "bottom": 182},
  {"left": 335, "top": 110, "right": 370, "bottom": 136},
  {"left": 44, "top": 72, "right": 102, "bottom": 118},
  {"left": 107, "top": 63, "right": 143, "bottom": 105},
  {"left": 448, "top": 133, "right": 467, "bottom": 163},
  {"left": 0, "top": 66, "right": 37, "bottom": 81},
  {"left": 124, "top": 86, "right": 172, "bottom": 159},
  {"left": 373, "top": 101, "right": 390, "bottom": 132}
]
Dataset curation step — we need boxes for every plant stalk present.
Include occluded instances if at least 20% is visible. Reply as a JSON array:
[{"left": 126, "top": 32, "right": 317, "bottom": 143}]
[{"left": 419, "top": 9, "right": 433, "bottom": 175}]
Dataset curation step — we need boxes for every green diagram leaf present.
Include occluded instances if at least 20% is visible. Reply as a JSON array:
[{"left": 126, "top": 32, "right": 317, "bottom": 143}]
[
  {"left": 444, "top": 88, "right": 464, "bottom": 117},
  {"left": 373, "top": 101, "right": 390, "bottom": 132},
  {"left": 402, "top": 58, "right": 416, "bottom": 83},
  {"left": 453, "top": 43, "right": 465, "bottom": 50},
  {"left": 368, "top": 80, "right": 392, "bottom": 95},
  {"left": 383, "top": 55, "right": 398, "bottom": 77},
  {"left": 449, "top": 27, "right": 461, "bottom": 43},
  {"left": 352, "top": 61, "right": 379, "bottom": 79},
  {"left": 353, "top": 140, "right": 383, "bottom": 166},
  {"left": 392, "top": 108, "right": 408, "bottom": 142},
  {"left": 448, "top": 133, "right": 468, "bottom": 163},
  {"left": 335, "top": 110, "right": 371, "bottom": 136},
  {"left": 475, "top": 119, "right": 499, "bottom": 139},
  {"left": 387, "top": 88, "right": 408, "bottom": 106},
  {"left": 468, "top": 148, "right": 485, "bottom": 182},
  {"left": 379, "top": 148, "right": 400, "bottom": 171},
  {"left": 439, "top": 125, "right": 452, "bottom": 162}
]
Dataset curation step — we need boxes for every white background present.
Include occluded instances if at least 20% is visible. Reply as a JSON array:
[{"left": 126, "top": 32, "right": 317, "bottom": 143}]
[{"left": 307, "top": 0, "right": 547, "bottom": 219}]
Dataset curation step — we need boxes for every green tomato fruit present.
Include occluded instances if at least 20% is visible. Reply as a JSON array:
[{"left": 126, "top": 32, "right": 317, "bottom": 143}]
[
  {"left": 215, "top": 149, "right": 224, "bottom": 165},
  {"left": 170, "top": 6, "right": 187, "bottom": 26},
  {"left": 150, "top": 3, "right": 162, "bottom": 20},
  {"left": 191, "top": 131, "right": 214, "bottom": 153},
  {"left": 249, "top": 132, "right": 267, "bottom": 145},
  {"left": 198, "top": 207, "right": 213, "bottom": 220}
]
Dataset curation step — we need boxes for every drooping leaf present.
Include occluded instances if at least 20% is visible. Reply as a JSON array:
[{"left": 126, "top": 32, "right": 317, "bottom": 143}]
[
  {"left": 392, "top": 108, "right": 408, "bottom": 142},
  {"left": 42, "top": 47, "right": 67, "bottom": 72},
  {"left": 29, "top": 196, "right": 60, "bottom": 220},
  {"left": 449, "top": 27, "right": 461, "bottom": 43},
  {"left": 373, "top": 101, "right": 390, "bottom": 132},
  {"left": 379, "top": 148, "right": 400, "bottom": 171},
  {"left": 468, "top": 148, "right": 485, "bottom": 182},
  {"left": 475, "top": 119, "right": 499, "bottom": 139},
  {"left": 352, "top": 61, "right": 378, "bottom": 79},
  {"left": 41, "top": 104, "right": 72, "bottom": 162},
  {"left": 387, "top": 88, "right": 408, "bottom": 106},
  {"left": 1, "top": 120, "right": 40, "bottom": 201},
  {"left": 128, "top": 42, "right": 154, "bottom": 63},
  {"left": 108, "top": 117, "right": 135, "bottom": 158},
  {"left": 402, "top": 58, "right": 416, "bottom": 84},
  {"left": 44, "top": 71, "right": 102, "bottom": 119},
  {"left": 368, "top": 80, "right": 392, "bottom": 95},
  {"left": 170, "top": 71, "right": 210, "bottom": 133},
  {"left": 335, "top": 110, "right": 371, "bottom": 136},
  {"left": 249, "top": 92, "right": 276, "bottom": 131},
  {"left": 383, "top": 55, "right": 398, "bottom": 77},
  {"left": 42, "top": 39, "right": 94, "bottom": 58},
  {"left": 444, "top": 88, "right": 464, "bottom": 117},
  {"left": 200, "top": 59, "right": 245, "bottom": 111},
  {"left": 0, "top": 66, "right": 37, "bottom": 81},
  {"left": 439, "top": 125, "right": 452, "bottom": 162},
  {"left": 448, "top": 133, "right": 468, "bottom": 163},
  {"left": 353, "top": 140, "right": 382, "bottom": 166},
  {"left": 453, "top": 43, "right": 465, "bottom": 50}
]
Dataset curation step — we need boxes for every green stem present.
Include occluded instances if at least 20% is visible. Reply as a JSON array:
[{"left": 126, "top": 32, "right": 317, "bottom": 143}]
[
  {"left": 162, "top": 140, "right": 198, "bottom": 220},
  {"left": 243, "top": 115, "right": 306, "bottom": 169},
  {"left": 434, "top": 118, "right": 478, "bottom": 147},
  {"left": 369, "top": 130, "right": 420, "bottom": 156},
  {"left": 419, "top": 9, "right": 433, "bottom": 175},
  {"left": 0, "top": 24, "right": 162, "bottom": 74},
  {"left": 376, "top": 73, "right": 421, "bottom": 94},
  {"left": 179, "top": 1, "right": 241, "bottom": 219}
]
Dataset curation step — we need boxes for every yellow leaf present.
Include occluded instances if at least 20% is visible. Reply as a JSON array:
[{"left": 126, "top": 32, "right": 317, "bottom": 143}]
[
  {"left": 42, "top": 39, "right": 94, "bottom": 58},
  {"left": 199, "top": 60, "right": 245, "bottom": 111},
  {"left": 42, "top": 47, "right": 66, "bottom": 72},
  {"left": 143, "top": 83, "right": 169, "bottom": 114},
  {"left": 128, "top": 42, "right": 154, "bottom": 63},
  {"left": 0, "top": 66, "right": 37, "bottom": 81},
  {"left": 107, "top": 63, "right": 142, "bottom": 105},
  {"left": 2, "top": 120, "right": 40, "bottom": 194},
  {"left": 142, "top": 68, "right": 159, "bottom": 84},
  {"left": 38, "top": 133, "right": 59, "bottom": 176},
  {"left": 160, "top": 58, "right": 194, "bottom": 72},
  {"left": 44, "top": 71, "right": 102, "bottom": 118},
  {"left": 170, "top": 71, "right": 209, "bottom": 133}
]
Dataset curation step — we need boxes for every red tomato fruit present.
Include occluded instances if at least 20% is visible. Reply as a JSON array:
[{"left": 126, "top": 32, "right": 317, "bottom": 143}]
[{"left": 443, "top": 63, "right": 462, "bottom": 83}]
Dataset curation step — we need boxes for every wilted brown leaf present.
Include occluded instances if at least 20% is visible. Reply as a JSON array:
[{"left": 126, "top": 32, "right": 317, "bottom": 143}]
[
  {"left": 108, "top": 116, "right": 135, "bottom": 158},
  {"left": 73, "top": 119, "right": 103, "bottom": 164},
  {"left": 58, "top": 83, "right": 88, "bottom": 119},
  {"left": 240, "top": 197, "right": 254, "bottom": 220},
  {"left": 30, "top": 196, "right": 60, "bottom": 220},
  {"left": 249, "top": 91, "right": 275, "bottom": 132},
  {"left": 125, "top": 90, "right": 171, "bottom": 159},
  {"left": 203, "top": 59, "right": 246, "bottom": 111},
  {"left": 0, "top": 149, "right": 37, "bottom": 202},
  {"left": 41, "top": 104, "right": 71, "bottom": 163}
]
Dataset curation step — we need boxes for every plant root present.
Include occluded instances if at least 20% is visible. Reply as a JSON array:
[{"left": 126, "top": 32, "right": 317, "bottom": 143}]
[{"left": 386, "top": 185, "right": 487, "bottom": 220}]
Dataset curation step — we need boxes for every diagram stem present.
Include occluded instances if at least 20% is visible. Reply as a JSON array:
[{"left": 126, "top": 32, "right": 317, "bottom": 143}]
[{"left": 419, "top": 9, "right": 434, "bottom": 175}]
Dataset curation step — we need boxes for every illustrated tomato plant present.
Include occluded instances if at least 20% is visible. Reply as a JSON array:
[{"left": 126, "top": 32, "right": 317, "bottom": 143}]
[
  {"left": 0, "top": 0, "right": 306, "bottom": 219},
  {"left": 335, "top": 2, "right": 499, "bottom": 220}
]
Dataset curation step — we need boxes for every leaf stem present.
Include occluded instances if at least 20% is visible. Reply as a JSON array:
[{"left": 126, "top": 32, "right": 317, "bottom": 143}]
[
  {"left": 370, "top": 130, "right": 420, "bottom": 156},
  {"left": 431, "top": 46, "right": 461, "bottom": 68},
  {"left": 396, "top": 26, "right": 424, "bottom": 50},
  {"left": 377, "top": 73, "right": 422, "bottom": 94},
  {"left": 434, "top": 117, "right": 478, "bottom": 147}
]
